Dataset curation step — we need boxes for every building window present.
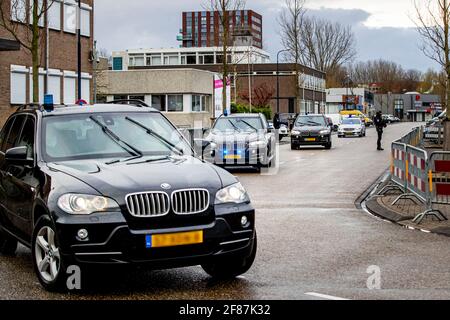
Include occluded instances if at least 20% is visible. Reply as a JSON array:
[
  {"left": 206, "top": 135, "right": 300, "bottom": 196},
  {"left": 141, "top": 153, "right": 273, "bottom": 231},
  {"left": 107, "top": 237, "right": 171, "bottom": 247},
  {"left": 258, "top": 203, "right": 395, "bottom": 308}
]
[
  {"left": 10, "top": 65, "right": 27, "bottom": 104},
  {"left": 80, "top": 7, "right": 91, "bottom": 37},
  {"left": 112, "top": 57, "right": 123, "bottom": 71},
  {"left": 63, "top": 71, "right": 77, "bottom": 104},
  {"left": 64, "top": 1, "right": 77, "bottom": 34},
  {"left": 48, "top": 0, "right": 61, "bottom": 30},
  {"left": 394, "top": 99, "right": 404, "bottom": 110},
  {"left": 10, "top": 0, "right": 26, "bottom": 23},
  {"left": 186, "top": 54, "right": 196, "bottom": 64},
  {"left": 168, "top": 95, "right": 183, "bottom": 112},
  {"left": 152, "top": 95, "right": 166, "bottom": 111},
  {"left": 205, "top": 55, "right": 214, "bottom": 64},
  {"left": 48, "top": 70, "right": 62, "bottom": 104},
  {"left": 128, "top": 95, "right": 145, "bottom": 102},
  {"left": 113, "top": 95, "right": 128, "bottom": 101},
  {"left": 81, "top": 74, "right": 91, "bottom": 103},
  {"left": 29, "top": 0, "right": 44, "bottom": 27},
  {"left": 163, "top": 55, "right": 179, "bottom": 65},
  {"left": 192, "top": 95, "right": 202, "bottom": 112},
  {"left": 192, "top": 95, "right": 208, "bottom": 112}
]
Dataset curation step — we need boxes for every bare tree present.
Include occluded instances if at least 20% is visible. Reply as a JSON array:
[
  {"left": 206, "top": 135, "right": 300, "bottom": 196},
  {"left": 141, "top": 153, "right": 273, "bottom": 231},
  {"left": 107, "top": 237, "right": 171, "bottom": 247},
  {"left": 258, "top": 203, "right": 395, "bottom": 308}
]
[
  {"left": 278, "top": 0, "right": 306, "bottom": 111},
  {"left": 0, "top": 0, "right": 56, "bottom": 103},
  {"left": 348, "top": 59, "right": 422, "bottom": 93},
  {"left": 414, "top": 0, "right": 450, "bottom": 148},
  {"left": 203, "top": 0, "right": 246, "bottom": 115},
  {"left": 298, "top": 16, "right": 356, "bottom": 75}
]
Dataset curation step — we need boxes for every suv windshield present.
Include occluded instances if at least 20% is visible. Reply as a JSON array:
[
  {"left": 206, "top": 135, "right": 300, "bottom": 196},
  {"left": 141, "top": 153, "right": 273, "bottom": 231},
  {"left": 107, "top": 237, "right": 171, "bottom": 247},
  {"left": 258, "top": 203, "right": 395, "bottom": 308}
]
[
  {"left": 213, "top": 117, "right": 263, "bottom": 132},
  {"left": 295, "top": 116, "right": 326, "bottom": 127},
  {"left": 342, "top": 118, "right": 361, "bottom": 125},
  {"left": 42, "top": 112, "right": 192, "bottom": 162}
]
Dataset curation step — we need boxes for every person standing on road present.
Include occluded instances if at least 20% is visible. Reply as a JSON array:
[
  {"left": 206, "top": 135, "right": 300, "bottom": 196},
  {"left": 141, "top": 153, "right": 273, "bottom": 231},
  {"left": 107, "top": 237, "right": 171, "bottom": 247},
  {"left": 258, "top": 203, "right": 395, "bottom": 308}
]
[
  {"left": 374, "top": 111, "right": 387, "bottom": 151},
  {"left": 273, "top": 113, "right": 281, "bottom": 130}
]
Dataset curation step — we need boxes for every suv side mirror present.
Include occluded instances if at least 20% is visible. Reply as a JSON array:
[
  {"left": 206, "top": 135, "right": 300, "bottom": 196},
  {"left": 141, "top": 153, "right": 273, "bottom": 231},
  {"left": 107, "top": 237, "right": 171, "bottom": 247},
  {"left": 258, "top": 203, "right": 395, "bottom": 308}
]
[{"left": 5, "top": 146, "right": 32, "bottom": 165}]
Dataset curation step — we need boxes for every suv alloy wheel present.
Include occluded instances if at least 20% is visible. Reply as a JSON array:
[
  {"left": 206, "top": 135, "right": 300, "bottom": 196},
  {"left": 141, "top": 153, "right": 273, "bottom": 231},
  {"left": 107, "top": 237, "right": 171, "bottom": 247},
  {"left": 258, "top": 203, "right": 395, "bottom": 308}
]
[{"left": 32, "top": 216, "right": 69, "bottom": 292}]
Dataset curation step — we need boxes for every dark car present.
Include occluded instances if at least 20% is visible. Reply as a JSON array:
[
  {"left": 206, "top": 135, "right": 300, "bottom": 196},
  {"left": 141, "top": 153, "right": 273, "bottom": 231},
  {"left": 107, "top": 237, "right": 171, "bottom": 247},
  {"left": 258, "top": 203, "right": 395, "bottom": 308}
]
[
  {"left": 290, "top": 114, "right": 332, "bottom": 150},
  {"left": 204, "top": 113, "right": 275, "bottom": 171},
  {"left": 0, "top": 102, "right": 256, "bottom": 291}
]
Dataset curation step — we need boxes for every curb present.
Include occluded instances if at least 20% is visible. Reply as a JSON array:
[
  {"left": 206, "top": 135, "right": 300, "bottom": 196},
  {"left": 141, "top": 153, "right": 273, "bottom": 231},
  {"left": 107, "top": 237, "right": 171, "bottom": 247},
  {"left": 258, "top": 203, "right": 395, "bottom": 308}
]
[
  {"left": 357, "top": 171, "right": 450, "bottom": 238},
  {"left": 354, "top": 169, "right": 390, "bottom": 210},
  {"left": 365, "top": 197, "right": 414, "bottom": 222}
]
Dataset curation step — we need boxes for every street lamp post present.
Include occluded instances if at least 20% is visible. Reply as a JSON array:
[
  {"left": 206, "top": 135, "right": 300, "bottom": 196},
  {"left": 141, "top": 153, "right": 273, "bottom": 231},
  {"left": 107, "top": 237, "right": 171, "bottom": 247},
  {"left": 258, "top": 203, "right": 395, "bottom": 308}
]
[
  {"left": 344, "top": 74, "right": 351, "bottom": 111},
  {"left": 277, "top": 49, "right": 289, "bottom": 114},
  {"left": 77, "top": 0, "right": 82, "bottom": 102}
]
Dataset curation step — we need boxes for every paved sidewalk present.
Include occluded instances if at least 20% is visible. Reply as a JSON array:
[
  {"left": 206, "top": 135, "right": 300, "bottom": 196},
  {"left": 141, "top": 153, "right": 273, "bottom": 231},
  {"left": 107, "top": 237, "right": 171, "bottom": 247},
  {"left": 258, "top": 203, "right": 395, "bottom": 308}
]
[{"left": 365, "top": 183, "right": 450, "bottom": 237}]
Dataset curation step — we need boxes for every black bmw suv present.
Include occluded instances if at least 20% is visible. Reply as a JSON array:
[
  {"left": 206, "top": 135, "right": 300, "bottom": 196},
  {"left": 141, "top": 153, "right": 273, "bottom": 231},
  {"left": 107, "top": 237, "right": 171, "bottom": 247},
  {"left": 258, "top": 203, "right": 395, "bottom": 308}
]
[{"left": 0, "top": 102, "right": 256, "bottom": 291}]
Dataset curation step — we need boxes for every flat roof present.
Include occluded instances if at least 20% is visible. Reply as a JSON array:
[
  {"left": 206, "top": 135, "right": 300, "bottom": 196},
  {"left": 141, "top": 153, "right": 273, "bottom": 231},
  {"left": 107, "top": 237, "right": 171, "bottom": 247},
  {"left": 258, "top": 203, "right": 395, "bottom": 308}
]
[{"left": 114, "top": 46, "right": 270, "bottom": 56}]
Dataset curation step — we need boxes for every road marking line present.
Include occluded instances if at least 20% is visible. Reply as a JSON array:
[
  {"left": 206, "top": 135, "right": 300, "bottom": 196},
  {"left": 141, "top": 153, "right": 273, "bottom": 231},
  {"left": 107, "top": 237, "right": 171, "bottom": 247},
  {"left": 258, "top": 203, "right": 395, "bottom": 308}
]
[{"left": 304, "top": 292, "right": 350, "bottom": 300}]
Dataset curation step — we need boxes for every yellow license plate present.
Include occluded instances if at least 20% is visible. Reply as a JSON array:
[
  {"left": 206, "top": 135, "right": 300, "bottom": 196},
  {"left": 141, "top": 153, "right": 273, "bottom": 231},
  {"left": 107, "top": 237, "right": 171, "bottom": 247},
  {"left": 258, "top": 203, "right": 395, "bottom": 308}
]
[
  {"left": 224, "top": 155, "right": 242, "bottom": 160},
  {"left": 305, "top": 138, "right": 316, "bottom": 141},
  {"left": 147, "top": 231, "right": 203, "bottom": 248}
]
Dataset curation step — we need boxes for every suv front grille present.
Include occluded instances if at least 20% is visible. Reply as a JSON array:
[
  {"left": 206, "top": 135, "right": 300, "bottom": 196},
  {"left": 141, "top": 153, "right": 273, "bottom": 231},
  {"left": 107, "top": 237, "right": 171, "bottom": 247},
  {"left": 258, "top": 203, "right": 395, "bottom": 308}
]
[
  {"left": 172, "top": 189, "right": 210, "bottom": 215},
  {"left": 126, "top": 192, "right": 170, "bottom": 217}
]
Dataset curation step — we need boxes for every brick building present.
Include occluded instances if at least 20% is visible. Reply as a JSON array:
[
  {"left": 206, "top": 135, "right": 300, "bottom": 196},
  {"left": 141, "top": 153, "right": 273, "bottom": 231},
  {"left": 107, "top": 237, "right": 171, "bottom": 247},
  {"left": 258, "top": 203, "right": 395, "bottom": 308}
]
[
  {"left": 178, "top": 10, "right": 263, "bottom": 49},
  {"left": 0, "top": 0, "right": 94, "bottom": 125}
]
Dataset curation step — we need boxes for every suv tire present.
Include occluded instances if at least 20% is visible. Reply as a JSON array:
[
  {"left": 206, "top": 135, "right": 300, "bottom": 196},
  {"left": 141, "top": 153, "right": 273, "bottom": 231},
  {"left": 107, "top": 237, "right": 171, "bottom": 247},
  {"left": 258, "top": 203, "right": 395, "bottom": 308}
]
[
  {"left": 32, "top": 215, "right": 70, "bottom": 292},
  {"left": 0, "top": 229, "right": 18, "bottom": 256},
  {"left": 202, "top": 234, "right": 257, "bottom": 280},
  {"left": 324, "top": 142, "right": 332, "bottom": 150}
]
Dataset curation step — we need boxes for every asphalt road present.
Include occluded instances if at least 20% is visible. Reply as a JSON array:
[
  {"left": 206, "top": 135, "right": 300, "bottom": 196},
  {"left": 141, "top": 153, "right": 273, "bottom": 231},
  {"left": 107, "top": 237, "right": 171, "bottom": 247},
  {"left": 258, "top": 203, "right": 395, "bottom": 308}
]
[{"left": 1, "top": 122, "right": 450, "bottom": 300}]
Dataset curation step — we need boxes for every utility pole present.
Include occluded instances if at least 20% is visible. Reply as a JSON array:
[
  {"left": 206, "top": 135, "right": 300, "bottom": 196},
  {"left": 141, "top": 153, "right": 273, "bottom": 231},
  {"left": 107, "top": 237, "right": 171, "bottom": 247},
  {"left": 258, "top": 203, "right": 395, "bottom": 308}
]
[
  {"left": 77, "top": 0, "right": 82, "bottom": 101},
  {"left": 248, "top": 45, "right": 252, "bottom": 112},
  {"left": 276, "top": 49, "right": 289, "bottom": 113},
  {"left": 45, "top": 0, "right": 49, "bottom": 96},
  {"left": 93, "top": 40, "right": 97, "bottom": 104}
]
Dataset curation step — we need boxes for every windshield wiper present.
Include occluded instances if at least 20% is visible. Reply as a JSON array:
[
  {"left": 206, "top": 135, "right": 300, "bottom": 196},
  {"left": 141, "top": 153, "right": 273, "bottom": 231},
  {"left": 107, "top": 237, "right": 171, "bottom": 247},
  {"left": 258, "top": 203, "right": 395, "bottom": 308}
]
[
  {"left": 228, "top": 119, "right": 241, "bottom": 132},
  {"left": 106, "top": 155, "right": 143, "bottom": 165},
  {"left": 89, "top": 116, "right": 143, "bottom": 158},
  {"left": 240, "top": 120, "right": 258, "bottom": 131},
  {"left": 305, "top": 121, "right": 321, "bottom": 126},
  {"left": 126, "top": 156, "right": 171, "bottom": 165},
  {"left": 125, "top": 117, "right": 184, "bottom": 156}
]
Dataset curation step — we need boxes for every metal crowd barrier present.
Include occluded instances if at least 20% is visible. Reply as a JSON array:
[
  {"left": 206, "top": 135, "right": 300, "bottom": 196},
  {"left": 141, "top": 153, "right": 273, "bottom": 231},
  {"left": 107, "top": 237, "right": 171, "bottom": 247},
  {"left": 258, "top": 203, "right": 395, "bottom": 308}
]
[
  {"left": 413, "top": 152, "right": 450, "bottom": 223},
  {"left": 378, "top": 126, "right": 448, "bottom": 224}
]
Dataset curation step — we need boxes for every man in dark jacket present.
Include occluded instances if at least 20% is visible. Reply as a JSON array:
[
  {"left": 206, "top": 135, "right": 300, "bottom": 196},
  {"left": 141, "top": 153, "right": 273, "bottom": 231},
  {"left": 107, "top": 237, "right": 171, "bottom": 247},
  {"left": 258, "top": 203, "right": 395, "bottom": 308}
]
[
  {"left": 273, "top": 113, "right": 281, "bottom": 130},
  {"left": 374, "top": 111, "right": 387, "bottom": 151}
]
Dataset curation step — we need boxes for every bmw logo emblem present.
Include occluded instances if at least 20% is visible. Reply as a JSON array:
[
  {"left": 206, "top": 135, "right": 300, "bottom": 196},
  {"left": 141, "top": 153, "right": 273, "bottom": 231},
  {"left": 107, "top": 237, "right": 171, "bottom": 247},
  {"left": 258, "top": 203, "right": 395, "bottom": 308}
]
[{"left": 161, "top": 183, "right": 172, "bottom": 190}]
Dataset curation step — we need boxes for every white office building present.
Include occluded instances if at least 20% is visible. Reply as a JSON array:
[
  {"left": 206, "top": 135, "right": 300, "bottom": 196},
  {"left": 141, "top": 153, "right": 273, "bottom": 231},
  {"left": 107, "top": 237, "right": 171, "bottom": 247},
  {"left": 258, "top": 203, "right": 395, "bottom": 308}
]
[{"left": 111, "top": 46, "right": 271, "bottom": 71}]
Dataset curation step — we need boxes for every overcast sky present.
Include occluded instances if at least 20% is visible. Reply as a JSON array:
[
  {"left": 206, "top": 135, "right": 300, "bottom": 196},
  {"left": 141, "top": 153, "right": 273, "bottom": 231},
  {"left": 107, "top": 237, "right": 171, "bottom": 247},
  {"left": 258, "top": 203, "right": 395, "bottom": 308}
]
[{"left": 94, "top": 0, "right": 438, "bottom": 72}]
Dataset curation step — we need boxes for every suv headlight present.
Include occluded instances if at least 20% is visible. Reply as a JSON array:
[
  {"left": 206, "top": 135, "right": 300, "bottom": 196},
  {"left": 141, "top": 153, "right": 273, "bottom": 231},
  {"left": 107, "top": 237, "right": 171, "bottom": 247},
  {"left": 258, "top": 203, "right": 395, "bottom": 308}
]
[
  {"left": 58, "top": 194, "right": 120, "bottom": 215},
  {"left": 291, "top": 130, "right": 301, "bottom": 135},
  {"left": 249, "top": 140, "right": 266, "bottom": 148},
  {"left": 215, "top": 182, "right": 249, "bottom": 204},
  {"left": 320, "top": 129, "right": 330, "bottom": 135}
]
